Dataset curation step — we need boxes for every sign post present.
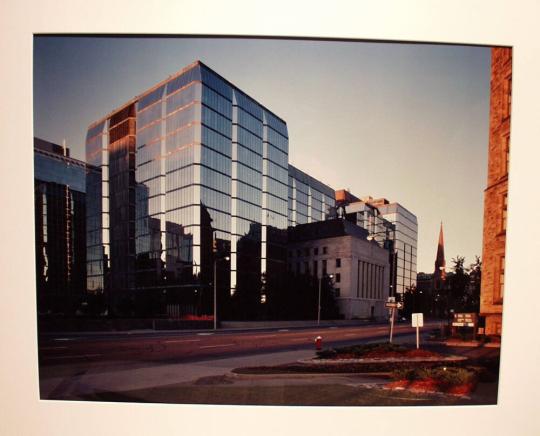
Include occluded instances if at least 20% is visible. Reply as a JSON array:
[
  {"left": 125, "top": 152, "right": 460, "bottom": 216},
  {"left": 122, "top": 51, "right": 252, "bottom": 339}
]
[
  {"left": 411, "top": 313, "right": 424, "bottom": 349},
  {"left": 451, "top": 313, "right": 478, "bottom": 340},
  {"left": 385, "top": 300, "right": 403, "bottom": 343}
]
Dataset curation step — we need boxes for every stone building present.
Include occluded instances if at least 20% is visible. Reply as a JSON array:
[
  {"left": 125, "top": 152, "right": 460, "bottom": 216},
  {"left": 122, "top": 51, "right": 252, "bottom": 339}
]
[
  {"left": 288, "top": 219, "right": 390, "bottom": 320},
  {"left": 480, "top": 47, "right": 512, "bottom": 336}
]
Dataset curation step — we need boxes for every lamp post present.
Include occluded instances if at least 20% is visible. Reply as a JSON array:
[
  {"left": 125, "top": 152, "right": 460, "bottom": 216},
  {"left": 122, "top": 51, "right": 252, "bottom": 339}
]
[{"left": 318, "top": 273, "right": 334, "bottom": 325}]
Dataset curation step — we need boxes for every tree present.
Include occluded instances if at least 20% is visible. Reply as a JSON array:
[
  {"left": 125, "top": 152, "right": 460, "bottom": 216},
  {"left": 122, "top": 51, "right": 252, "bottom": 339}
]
[
  {"left": 447, "top": 256, "right": 469, "bottom": 313},
  {"left": 464, "top": 256, "right": 482, "bottom": 312}
]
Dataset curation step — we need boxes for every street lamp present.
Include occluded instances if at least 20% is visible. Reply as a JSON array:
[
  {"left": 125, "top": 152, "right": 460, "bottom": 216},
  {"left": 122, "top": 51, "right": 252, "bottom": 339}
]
[
  {"left": 213, "top": 255, "right": 230, "bottom": 330},
  {"left": 318, "top": 273, "right": 334, "bottom": 325}
]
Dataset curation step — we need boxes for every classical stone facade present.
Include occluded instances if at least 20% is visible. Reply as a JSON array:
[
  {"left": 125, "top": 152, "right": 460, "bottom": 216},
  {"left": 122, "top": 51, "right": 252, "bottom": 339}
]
[
  {"left": 288, "top": 219, "right": 390, "bottom": 320},
  {"left": 480, "top": 47, "right": 511, "bottom": 336}
]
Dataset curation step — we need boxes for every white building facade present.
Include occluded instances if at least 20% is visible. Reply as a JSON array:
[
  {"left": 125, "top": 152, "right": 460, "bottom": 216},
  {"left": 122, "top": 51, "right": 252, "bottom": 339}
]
[{"left": 288, "top": 220, "right": 390, "bottom": 320}]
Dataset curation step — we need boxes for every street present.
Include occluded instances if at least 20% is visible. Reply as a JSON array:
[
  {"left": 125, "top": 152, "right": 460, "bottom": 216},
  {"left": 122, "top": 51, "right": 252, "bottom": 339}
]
[
  {"left": 38, "top": 321, "right": 438, "bottom": 399},
  {"left": 38, "top": 321, "right": 436, "bottom": 367}
]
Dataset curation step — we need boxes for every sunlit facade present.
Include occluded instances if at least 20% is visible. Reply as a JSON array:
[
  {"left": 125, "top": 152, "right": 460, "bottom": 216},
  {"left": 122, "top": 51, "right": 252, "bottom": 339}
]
[
  {"left": 336, "top": 190, "right": 417, "bottom": 297},
  {"left": 86, "top": 61, "right": 289, "bottom": 311},
  {"left": 366, "top": 198, "right": 418, "bottom": 295}
]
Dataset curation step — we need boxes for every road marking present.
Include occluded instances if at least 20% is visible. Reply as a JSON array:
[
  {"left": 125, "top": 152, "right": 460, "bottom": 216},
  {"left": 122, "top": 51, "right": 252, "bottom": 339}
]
[
  {"left": 345, "top": 333, "right": 358, "bottom": 337},
  {"left": 40, "top": 346, "right": 68, "bottom": 350},
  {"left": 278, "top": 329, "right": 289, "bottom": 332},
  {"left": 328, "top": 327, "right": 338, "bottom": 329},
  {"left": 45, "top": 353, "right": 103, "bottom": 360},
  {"left": 163, "top": 339, "right": 201, "bottom": 344},
  {"left": 199, "top": 343, "right": 235, "bottom": 349},
  {"left": 289, "top": 338, "right": 308, "bottom": 342},
  {"left": 53, "top": 338, "right": 74, "bottom": 341},
  {"left": 251, "top": 334, "right": 277, "bottom": 339},
  {"left": 197, "top": 332, "right": 214, "bottom": 336}
]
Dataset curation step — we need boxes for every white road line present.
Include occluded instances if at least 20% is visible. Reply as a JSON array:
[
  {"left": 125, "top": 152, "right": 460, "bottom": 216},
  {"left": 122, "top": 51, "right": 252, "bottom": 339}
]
[
  {"left": 197, "top": 332, "right": 214, "bottom": 336},
  {"left": 199, "top": 343, "right": 235, "bottom": 349},
  {"left": 53, "top": 338, "right": 74, "bottom": 341},
  {"left": 278, "top": 329, "right": 289, "bottom": 332},
  {"left": 45, "top": 353, "right": 103, "bottom": 360},
  {"left": 163, "top": 339, "right": 201, "bottom": 344},
  {"left": 345, "top": 333, "right": 357, "bottom": 337},
  {"left": 251, "top": 335, "right": 277, "bottom": 339},
  {"left": 40, "top": 346, "right": 68, "bottom": 350}
]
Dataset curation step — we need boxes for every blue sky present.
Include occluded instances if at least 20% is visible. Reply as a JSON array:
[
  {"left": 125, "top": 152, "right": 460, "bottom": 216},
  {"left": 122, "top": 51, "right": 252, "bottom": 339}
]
[{"left": 33, "top": 36, "right": 491, "bottom": 273}]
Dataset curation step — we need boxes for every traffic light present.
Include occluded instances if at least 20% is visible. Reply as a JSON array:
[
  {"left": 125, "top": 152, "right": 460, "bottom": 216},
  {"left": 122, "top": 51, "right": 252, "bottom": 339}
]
[{"left": 212, "top": 238, "right": 218, "bottom": 253}]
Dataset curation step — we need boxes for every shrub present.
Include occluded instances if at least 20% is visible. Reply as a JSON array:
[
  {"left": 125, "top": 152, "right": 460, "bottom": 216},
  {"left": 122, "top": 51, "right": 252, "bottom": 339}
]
[{"left": 392, "top": 366, "right": 477, "bottom": 386}]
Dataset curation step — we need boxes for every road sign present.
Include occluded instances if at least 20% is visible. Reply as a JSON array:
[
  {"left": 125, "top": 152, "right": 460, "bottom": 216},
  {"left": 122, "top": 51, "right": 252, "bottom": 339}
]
[
  {"left": 412, "top": 313, "right": 423, "bottom": 349},
  {"left": 412, "top": 313, "right": 423, "bottom": 327}
]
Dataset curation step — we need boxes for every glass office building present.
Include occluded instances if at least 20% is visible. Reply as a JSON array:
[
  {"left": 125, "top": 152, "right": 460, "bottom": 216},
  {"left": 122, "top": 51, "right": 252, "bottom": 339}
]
[
  {"left": 34, "top": 138, "right": 86, "bottom": 314},
  {"left": 86, "top": 61, "right": 289, "bottom": 312},
  {"left": 288, "top": 164, "right": 335, "bottom": 227},
  {"left": 367, "top": 198, "right": 418, "bottom": 295}
]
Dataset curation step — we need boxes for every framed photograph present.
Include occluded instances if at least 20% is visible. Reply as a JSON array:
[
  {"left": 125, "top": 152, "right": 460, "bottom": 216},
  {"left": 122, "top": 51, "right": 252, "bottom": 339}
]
[{"left": 2, "top": 1, "right": 540, "bottom": 435}]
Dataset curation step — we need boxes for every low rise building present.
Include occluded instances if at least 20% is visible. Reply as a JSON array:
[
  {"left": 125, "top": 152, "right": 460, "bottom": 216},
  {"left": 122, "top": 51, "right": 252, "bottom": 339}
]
[{"left": 287, "top": 219, "right": 390, "bottom": 320}]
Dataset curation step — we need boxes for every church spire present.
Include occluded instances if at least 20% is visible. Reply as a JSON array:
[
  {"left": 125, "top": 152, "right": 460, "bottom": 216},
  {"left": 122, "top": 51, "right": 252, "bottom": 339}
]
[{"left": 434, "top": 222, "right": 446, "bottom": 288}]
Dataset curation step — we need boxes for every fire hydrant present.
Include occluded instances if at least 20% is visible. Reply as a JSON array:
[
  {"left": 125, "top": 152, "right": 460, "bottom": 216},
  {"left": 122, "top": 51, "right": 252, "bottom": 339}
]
[{"left": 315, "top": 336, "right": 322, "bottom": 350}]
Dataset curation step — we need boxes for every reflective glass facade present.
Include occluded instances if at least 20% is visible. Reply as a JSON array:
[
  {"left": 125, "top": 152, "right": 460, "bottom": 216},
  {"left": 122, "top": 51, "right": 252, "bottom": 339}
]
[
  {"left": 34, "top": 139, "right": 86, "bottom": 314},
  {"left": 371, "top": 201, "right": 418, "bottom": 294},
  {"left": 288, "top": 165, "right": 335, "bottom": 227},
  {"left": 86, "top": 61, "right": 290, "bottom": 306},
  {"left": 344, "top": 200, "right": 397, "bottom": 295}
]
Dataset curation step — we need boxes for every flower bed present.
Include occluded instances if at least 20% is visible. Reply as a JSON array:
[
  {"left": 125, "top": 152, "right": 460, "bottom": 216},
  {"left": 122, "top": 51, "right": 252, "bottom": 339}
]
[
  {"left": 386, "top": 367, "right": 479, "bottom": 396},
  {"left": 317, "top": 343, "right": 442, "bottom": 360}
]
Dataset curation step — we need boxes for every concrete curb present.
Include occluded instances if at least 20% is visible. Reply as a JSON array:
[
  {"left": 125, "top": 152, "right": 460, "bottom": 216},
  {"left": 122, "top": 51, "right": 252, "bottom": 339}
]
[{"left": 299, "top": 355, "right": 468, "bottom": 365}]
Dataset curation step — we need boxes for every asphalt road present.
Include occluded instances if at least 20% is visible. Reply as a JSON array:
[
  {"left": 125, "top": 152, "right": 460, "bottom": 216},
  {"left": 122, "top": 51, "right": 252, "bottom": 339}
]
[{"left": 38, "top": 321, "right": 439, "bottom": 368}]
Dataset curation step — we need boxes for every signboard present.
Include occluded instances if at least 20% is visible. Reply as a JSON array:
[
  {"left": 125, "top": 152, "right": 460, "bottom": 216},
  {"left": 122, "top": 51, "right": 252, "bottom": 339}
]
[
  {"left": 411, "top": 313, "right": 423, "bottom": 327},
  {"left": 452, "top": 313, "right": 477, "bottom": 327},
  {"left": 385, "top": 302, "right": 403, "bottom": 309}
]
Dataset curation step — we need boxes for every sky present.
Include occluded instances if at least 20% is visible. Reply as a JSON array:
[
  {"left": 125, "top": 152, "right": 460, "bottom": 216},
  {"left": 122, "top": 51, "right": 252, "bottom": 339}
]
[{"left": 33, "top": 36, "right": 491, "bottom": 274}]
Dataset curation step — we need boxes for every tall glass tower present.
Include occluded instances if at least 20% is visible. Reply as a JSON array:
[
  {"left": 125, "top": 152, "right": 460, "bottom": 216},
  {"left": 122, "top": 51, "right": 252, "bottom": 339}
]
[{"left": 86, "top": 61, "right": 289, "bottom": 313}]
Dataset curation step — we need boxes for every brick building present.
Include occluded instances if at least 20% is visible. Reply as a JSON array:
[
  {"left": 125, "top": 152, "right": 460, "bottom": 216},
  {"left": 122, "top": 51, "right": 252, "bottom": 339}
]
[{"left": 480, "top": 47, "right": 512, "bottom": 336}]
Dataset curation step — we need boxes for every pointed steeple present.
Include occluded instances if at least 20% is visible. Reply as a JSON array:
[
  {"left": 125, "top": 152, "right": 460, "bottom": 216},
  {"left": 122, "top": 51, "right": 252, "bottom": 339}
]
[{"left": 434, "top": 222, "right": 446, "bottom": 287}]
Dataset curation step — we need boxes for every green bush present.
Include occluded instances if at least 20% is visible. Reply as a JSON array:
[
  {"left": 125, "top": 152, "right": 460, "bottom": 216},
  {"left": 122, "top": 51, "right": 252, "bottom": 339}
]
[
  {"left": 339, "top": 343, "right": 405, "bottom": 356},
  {"left": 392, "top": 366, "right": 477, "bottom": 386}
]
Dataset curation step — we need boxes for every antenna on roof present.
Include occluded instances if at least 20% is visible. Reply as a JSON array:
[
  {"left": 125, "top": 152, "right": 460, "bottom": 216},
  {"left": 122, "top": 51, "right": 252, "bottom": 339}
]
[{"left": 62, "top": 139, "right": 67, "bottom": 157}]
